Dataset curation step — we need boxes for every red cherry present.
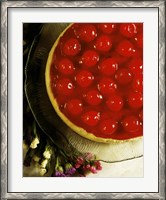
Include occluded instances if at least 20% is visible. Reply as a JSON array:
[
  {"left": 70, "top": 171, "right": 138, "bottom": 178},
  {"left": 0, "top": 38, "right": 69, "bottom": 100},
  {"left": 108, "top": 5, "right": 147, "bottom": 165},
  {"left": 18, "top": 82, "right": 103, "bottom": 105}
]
[
  {"left": 135, "top": 33, "right": 143, "bottom": 48},
  {"left": 98, "top": 23, "right": 117, "bottom": 34},
  {"left": 84, "top": 89, "right": 103, "bottom": 106},
  {"left": 76, "top": 24, "right": 97, "bottom": 42},
  {"left": 139, "top": 109, "right": 143, "bottom": 121},
  {"left": 98, "top": 77, "right": 117, "bottom": 95},
  {"left": 81, "top": 111, "right": 100, "bottom": 126},
  {"left": 106, "top": 94, "right": 124, "bottom": 112},
  {"left": 136, "top": 23, "right": 143, "bottom": 32},
  {"left": 63, "top": 38, "right": 81, "bottom": 56},
  {"left": 117, "top": 40, "right": 135, "bottom": 57},
  {"left": 128, "top": 58, "right": 143, "bottom": 75},
  {"left": 132, "top": 73, "right": 143, "bottom": 92},
  {"left": 95, "top": 35, "right": 112, "bottom": 52},
  {"left": 99, "top": 119, "right": 118, "bottom": 135},
  {"left": 122, "top": 115, "right": 141, "bottom": 132},
  {"left": 81, "top": 50, "right": 99, "bottom": 68},
  {"left": 115, "top": 68, "right": 132, "bottom": 84},
  {"left": 98, "top": 58, "right": 118, "bottom": 76},
  {"left": 120, "top": 23, "right": 138, "bottom": 38},
  {"left": 128, "top": 91, "right": 143, "bottom": 109},
  {"left": 57, "top": 58, "right": 75, "bottom": 75},
  {"left": 75, "top": 70, "right": 94, "bottom": 88},
  {"left": 65, "top": 99, "right": 83, "bottom": 115},
  {"left": 55, "top": 78, "right": 74, "bottom": 96}
]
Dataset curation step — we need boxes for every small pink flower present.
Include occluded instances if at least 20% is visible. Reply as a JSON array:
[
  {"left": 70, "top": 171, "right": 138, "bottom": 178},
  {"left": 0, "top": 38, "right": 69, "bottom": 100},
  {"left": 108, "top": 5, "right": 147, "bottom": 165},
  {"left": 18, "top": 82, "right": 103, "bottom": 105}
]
[
  {"left": 90, "top": 166, "right": 97, "bottom": 174},
  {"left": 82, "top": 165, "right": 87, "bottom": 171},
  {"left": 75, "top": 163, "right": 81, "bottom": 169},
  {"left": 85, "top": 164, "right": 91, "bottom": 169},
  {"left": 94, "top": 160, "right": 102, "bottom": 170},
  {"left": 94, "top": 160, "right": 101, "bottom": 166},
  {"left": 76, "top": 157, "right": 84, "bottom": 165},
  {"left": 96, "top": 165, "right": 102, "bottom": 170}
]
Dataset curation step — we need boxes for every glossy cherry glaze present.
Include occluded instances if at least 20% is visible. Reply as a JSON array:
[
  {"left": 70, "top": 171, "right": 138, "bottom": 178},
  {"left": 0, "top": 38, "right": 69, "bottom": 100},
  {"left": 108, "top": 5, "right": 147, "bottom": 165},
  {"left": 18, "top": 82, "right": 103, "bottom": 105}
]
[{"left": 50, "top": 23, "right": 143, "bottom": 140}]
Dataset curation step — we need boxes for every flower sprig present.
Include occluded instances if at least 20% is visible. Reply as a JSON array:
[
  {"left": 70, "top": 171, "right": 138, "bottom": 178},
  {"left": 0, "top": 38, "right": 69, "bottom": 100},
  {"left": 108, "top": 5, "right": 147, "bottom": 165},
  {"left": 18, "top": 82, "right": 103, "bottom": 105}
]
[
  {"left": 52, "top": 150, "right": 102, "bottom": 177},
  {"left": 23, "top": 120, "right": 102, "bottom": 177}
]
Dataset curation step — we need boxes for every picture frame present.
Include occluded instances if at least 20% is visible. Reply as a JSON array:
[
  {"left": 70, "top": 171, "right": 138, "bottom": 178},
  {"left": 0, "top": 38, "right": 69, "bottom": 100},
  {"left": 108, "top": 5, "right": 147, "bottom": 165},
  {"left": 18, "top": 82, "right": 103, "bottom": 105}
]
[{"left": 1, "top": 0, "right": 165, "bottom": 199}]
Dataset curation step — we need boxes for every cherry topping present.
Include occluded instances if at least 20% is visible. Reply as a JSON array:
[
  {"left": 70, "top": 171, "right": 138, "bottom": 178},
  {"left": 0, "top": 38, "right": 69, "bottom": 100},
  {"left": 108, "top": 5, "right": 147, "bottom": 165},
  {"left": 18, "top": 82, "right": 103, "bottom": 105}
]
[
  {"left": 128, "top": 91, "right": 143, "bottom": 109},
  {"left": 135, "top": 33, "right": 143, "bottom": 48},
  {"left": 84, "top": 89, "right": 103, "bottom": 106},
  {"left": 120, "top": 23, "right": 138, "bottom": 38},
  {"left": 99, "top": 118, "right": 118, "bottom": 135},
  {"left": 128, "top": 58, "right": 143, "bottom": 75},
  {"left": 98, "top": 23, "right": 117, "bottom": 34},
  {"left": 95, "top": 35, "right": 112, "bottom": 52},
  {"left": 122, "top": 115, "right": 141, "bottom": 132},
  {"left": 81, "top": 50, "right": 99, "bottom": 68},
  {"left": 51, "top": 23, "right": 143, "bottom": 140},
  {"left": 106, "top": 94, "right": 124, "bottom": 112},
  {"left": 55, "top": 78, "right": 74, "bottom": 96},
  {"left": 63, "top": 38, "right": 81, "bottom": 56},
  {"left": 81, "top": 111, "right": 100, "bottom": 126},
  {"left": 57, "top": 58, "right": 75, "bottom": 75},
  {"left": 98, "top": 58, "right": 118, "bottom": 76},
  {"left": 98, "top": 77, "right": 117, "bottom": 95},
  {"left": 65, "top": 99, "right": 83, "bottom": 115},
  {"left": 132, "top": 73, "right": 143, "bottom": 92},
  {"left": 139, "top": 109, "right": 143, "bottom": 121},
  {"left": 76, "top": 24, "right": 97, "bottom": 42},
  {"left": 115, "top": 68, "right": 132, "bottom": 84},
  {"left": 117, "top": 40, "right": 135, "bottom": 57},
  {"left": 75, "top": 70, "right": 94, "bottom": 88}
]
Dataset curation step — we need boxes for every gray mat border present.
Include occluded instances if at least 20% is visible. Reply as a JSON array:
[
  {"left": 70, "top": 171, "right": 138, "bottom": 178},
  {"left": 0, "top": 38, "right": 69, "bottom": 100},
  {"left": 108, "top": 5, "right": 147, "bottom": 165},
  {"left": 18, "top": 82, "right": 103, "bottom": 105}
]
[{"left": 1, "top": 1, "right": 165, "bottom": 199}]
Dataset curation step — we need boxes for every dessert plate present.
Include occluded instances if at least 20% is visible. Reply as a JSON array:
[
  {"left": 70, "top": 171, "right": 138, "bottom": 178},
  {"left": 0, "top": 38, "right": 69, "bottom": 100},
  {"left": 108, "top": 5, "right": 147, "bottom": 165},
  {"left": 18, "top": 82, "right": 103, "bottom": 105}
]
[{"left": 25, "top": 23, "right": 143, "bottom": 162}]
